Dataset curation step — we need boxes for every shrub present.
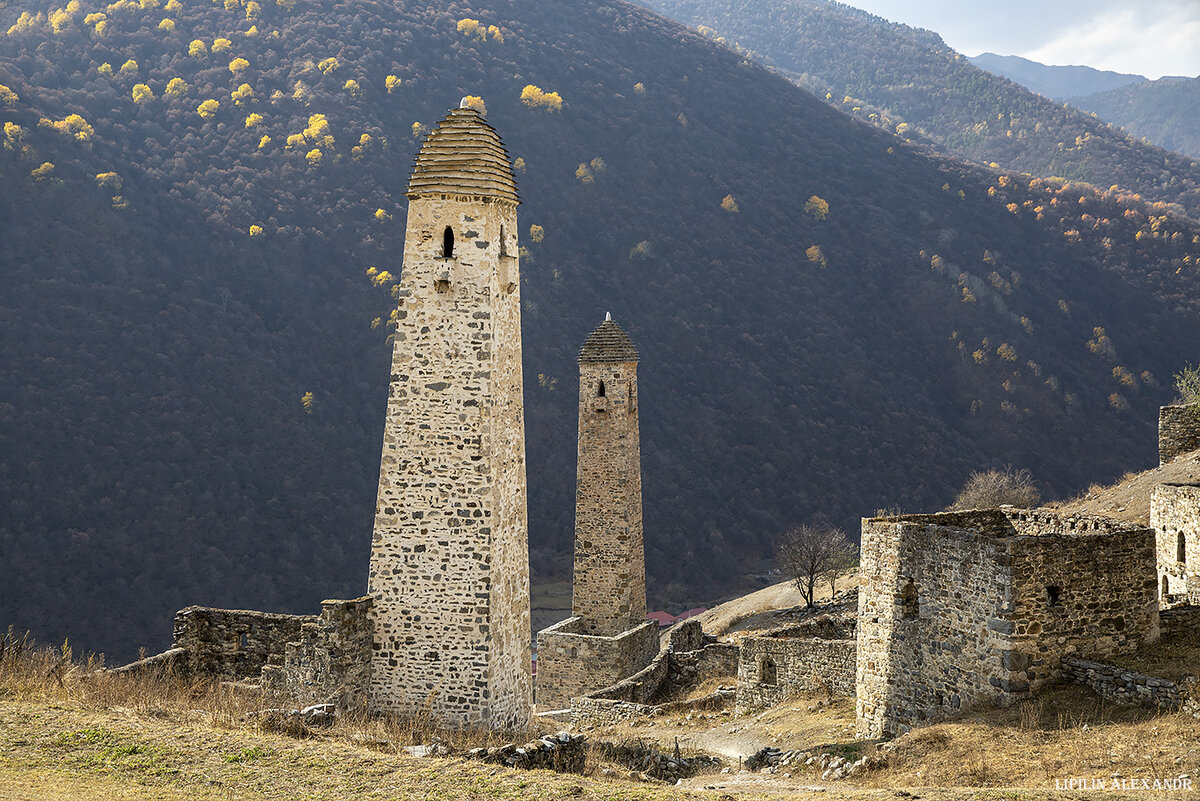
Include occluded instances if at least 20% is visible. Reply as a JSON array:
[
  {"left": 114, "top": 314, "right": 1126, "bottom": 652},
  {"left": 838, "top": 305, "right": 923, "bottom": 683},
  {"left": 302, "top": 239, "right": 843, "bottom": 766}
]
[
  {"left": 1174, "top": 364, "right": 1200, "bottom": 406},
  {"left": 948, "top": 466, "right": 1040, "bottom": 510}
]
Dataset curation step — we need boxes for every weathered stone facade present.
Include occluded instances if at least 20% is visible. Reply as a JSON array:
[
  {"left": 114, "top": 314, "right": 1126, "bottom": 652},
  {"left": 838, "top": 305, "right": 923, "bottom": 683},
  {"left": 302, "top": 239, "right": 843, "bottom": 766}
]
[
  {"left": 536, "top": 317, "right": 655, "bottom": 710},
  {"left": 535, "top": 617, "right": 659, "bottom": 710},
  {"left": 1159, "top": 405, "right": 1200, "bottom": 465},
  {"left": 261, "top": 597, "right": 374, "bottom": 712},
  {"left": 571, "top": 317, "right": 645, "bottom": 636},
  {"left": 736, "top": 617, "right": 856, "bottom": 713},
  {"left": 1150, "top": 484, "right": 1200, "bottom": 604},
  {"left": 368, "top": 106, "right": 531, "bottom": 728},
  {"left": 173, "top": 606, "right": 312, "bottom": 680},
  {"left": 856, "top": 509, "right": 1160, "bottom": 739}
]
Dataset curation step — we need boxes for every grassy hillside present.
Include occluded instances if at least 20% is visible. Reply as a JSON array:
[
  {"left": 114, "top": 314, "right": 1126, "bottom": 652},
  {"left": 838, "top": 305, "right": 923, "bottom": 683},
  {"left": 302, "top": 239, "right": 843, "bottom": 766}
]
[
  {"left": 637, "top": 0, "right": 1200, "bottom": 218},
  {"left": 1073, "top": 76, "right": 1200, "bottom": 160},
  {"left": 3, "top": 0, "right": 1200, "bottom": 659}
]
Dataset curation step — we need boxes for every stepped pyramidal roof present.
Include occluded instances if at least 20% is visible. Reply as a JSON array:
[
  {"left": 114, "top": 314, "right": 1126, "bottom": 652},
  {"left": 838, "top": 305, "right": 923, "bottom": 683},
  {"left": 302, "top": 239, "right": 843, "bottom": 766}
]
[
  {"left": 579, "top": 314, "right": 639, "bottom": 364},
  {"left": 407, "top": 106, "right": 519, "bottom": 203}
]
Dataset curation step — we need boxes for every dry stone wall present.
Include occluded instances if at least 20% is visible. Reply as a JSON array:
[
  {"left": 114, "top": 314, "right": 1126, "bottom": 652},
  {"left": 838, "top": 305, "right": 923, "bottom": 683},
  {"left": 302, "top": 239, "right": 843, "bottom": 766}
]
[
  {"left": 172, "top": 606, "right": 312, "bottom": 680},
  {"left": 1151, "top": 484, "right": 1200, "bottom": 604},
  {"left": 736, "top": 634, "right": 855, "bottom": 713},
  {"left": 535, "top": 617, "right": 658, "bottom": 710},
  {"left": 856, "top": 510, "right": 1159, "bottom": 739},
  {"left": 1159, "top": 405, "right": 1200, "bottom": 465},
  {"left": 1062, "top": 658, "right": 1199, "bottom": 718},
  {"left": 261, "top": 597, "right": 373, "bottom": 712},
  {"left": 367, "top": 188, "right": 532, "bottom": 729}
]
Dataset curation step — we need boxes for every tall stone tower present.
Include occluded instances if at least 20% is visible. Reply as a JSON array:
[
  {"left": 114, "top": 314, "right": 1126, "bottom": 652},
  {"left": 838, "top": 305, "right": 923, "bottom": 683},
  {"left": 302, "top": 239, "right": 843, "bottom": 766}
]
[
  {"left": 572, "top": 315, "right": 646, "bottom": 635},
  {"left": 368, "top": 105, "right": 531, "bottom": 729},
  {"left": 534, "top": 316, "right": 657, "bottom": 711}
]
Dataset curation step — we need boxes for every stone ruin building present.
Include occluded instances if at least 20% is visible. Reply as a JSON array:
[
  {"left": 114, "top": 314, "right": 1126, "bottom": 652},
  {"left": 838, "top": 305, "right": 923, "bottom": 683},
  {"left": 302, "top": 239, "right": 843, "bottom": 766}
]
[
  {"left": 366, "top": 104, "right": 532, "bottom": 728},
  {"left": 1152, "top": 484, "right": 1200, "bottom": 605},
  {"left": 735, "top": 613, "right": 856, "bottom": 714},
  {"left": 855, "top": 509, "right": 1160, "bottom": 739},
  {"left": 535, "top": 316, "right": 659, "bottom": 710}
]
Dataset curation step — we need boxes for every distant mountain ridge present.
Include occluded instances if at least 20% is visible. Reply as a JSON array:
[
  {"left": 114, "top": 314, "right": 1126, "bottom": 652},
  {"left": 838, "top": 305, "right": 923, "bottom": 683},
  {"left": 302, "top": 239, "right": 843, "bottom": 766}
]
[
  {"left": 969, "top": 52, "right": 1146, "bottom": 101},
  {"left": 636, "top": 0, "right": 1200, "bottom": 218}
]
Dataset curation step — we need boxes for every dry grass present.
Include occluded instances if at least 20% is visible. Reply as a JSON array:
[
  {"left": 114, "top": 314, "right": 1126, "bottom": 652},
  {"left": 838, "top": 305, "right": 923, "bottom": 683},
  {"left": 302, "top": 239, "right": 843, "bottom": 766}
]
[
  {"left": 860, "top": 684, "right": 1200, "bottom": 792},
  {"left": 1047, "top": 451, "right": 1200, "bottom": 523},
  {"left": 1104, "top": 628, "right": 1200, "bottom": 682}
]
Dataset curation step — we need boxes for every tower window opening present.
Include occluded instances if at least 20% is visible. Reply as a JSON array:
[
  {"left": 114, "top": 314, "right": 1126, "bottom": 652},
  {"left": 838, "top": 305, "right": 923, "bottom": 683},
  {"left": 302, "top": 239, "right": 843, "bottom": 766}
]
[
  {"left": 1179, "top": 531, "right": 1187, "bottom": 564},
  {"left": 597, "top": 380, "right": 605, "bottom": 397},
  {"left": 500, "top": 225, "right": 508, "bottom": 255},
  {"left": 760, "top": 657, "right": 777, "bottom": 685},
  {"left": 1163, "top": 575, "right": 1170, "bottom": 598},
  {"left": 901, "top": 580, "right": 918, "bottom": 620},
  {"left": 1046, "top": 585, "right": 1062, "bottom": 606},
  {"left": 442, "top": 226, "right": 454, "bottom": 258}
]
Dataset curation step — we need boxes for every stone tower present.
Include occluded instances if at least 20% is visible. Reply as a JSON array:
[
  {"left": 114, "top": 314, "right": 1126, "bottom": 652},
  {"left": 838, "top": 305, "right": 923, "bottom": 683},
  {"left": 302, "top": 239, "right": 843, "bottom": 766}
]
[
  {"left": 572, "top": 315, "right": 646, "bottom": 635},
  {"left": 367, "top": 105, "right": 531, "bottom": 728},
  {"left": 534, "top": 316, "right": 657, "bottom": 710}
]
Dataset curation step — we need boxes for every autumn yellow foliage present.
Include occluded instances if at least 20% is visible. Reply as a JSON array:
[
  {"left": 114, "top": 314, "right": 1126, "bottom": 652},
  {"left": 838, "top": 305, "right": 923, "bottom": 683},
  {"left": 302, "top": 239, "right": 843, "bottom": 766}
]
[
  {"left": 529, "top": 224, "right": 545, "bottom": 243},
  {"left": 229, "top": 57, "right": 250, "bottom": 74},
  {"left": 211, "top": 37, "right": 231, "bottom": 52},
  {"left": 40, "top": 114, "right": 95, "bottom": 142},
  {"left": 305, "top": 148, "right": 322, "bottom": 165},
  {"left": 385, "top": 75, "right": 400, "bottom": 93},
  {"left": 119, "top": 59, "right": 138, "bottom": 74},
  {"left": 720, "top": 194, "right": 739, "bottom": 213},
  {"left": 132, "top": 83, "right": 154, "bottom": 103},
  {"left": 249, "top": 224, "right": 263, "bottom": 236},
  {"left": 165, "top": 77, "right": 189, "bottom": 96},
  {"left": 231, "top": 83, "right": 254, "bottom": 105},
  {"left": 188, "top": 39, "right": 207, "bottom": 56},
  {"left": 244, "top": 113, "right": 263, "bottom": 127},
  {"left": 95, "top": 171, "right": 121, "bottom": 190},
  {"left": 461, "top": 95, "right": 485, "bottom": 114},
  {"left": 520, "top": 85, "right": 562, "bottom": 110},
  {"left": 0, "top": 84, "right": 17, "bottom": 106},
  {"left": 31, "top": 162, "right": 55, "bottom": 180},
  {"left": 197, "top": 99, "right": 219, "bottom": 118},
  {"left": 317, "top": 57, "right": 339, "bottom": 74},
  {"left": 344, "top": 79, "right": 361, "bottom": 97},
  {"left": 157, "top": 18, "right": 175, "bottom": 31}
]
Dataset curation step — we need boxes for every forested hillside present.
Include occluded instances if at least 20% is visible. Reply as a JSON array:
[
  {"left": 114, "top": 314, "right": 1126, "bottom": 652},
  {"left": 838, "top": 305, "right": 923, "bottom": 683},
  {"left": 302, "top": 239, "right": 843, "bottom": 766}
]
[
  {"left": 1073, "top": 77, "right": 1200, "bottom": 161},
  {"left": 3, "top": 0, "right": 1200, "bottom": 660},
  {"left": 638, "top": 0, "right": 1200, "bottom": 218}
]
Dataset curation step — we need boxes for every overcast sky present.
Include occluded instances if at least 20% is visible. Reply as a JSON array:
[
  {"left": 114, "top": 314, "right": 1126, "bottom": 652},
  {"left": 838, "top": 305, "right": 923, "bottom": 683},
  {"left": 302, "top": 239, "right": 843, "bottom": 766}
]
[{"left": 845, "top": 0, "right": 1200, "bottom": 79}]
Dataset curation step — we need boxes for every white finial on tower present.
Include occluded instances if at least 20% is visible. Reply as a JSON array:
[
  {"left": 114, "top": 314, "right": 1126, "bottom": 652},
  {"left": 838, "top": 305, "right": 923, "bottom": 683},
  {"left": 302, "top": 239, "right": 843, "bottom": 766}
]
[
  {"left": 459, "top": 96, "right": 470, "bottom": 109},
  {"left": 605, "top": 311, "right": 612, "bottom": 322}
]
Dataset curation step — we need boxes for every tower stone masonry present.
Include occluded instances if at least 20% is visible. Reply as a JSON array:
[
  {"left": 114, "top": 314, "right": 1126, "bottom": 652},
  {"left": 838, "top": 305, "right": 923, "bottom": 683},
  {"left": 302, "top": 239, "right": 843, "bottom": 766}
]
[
  {"left": 572, "top": 315, "right": 647, "bottom": 635},
  {"left": 367, "top": 106, "right": 532, "bottom": 728},
  {"left": 534, "top": 316, "right": 658, "bottom": 710}
]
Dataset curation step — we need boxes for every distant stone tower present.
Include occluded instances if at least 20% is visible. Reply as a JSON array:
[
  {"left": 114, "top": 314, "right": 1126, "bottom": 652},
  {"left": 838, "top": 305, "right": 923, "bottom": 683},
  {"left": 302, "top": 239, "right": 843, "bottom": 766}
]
[
  {"left": 368, "top": 105, "right": 531, "bottom": 728},
  {"left": 572, "top": 314, "right": 647, "bottom": 635},
  {"left": 535, "top": 316, "right": 658, "bottom": 710}
]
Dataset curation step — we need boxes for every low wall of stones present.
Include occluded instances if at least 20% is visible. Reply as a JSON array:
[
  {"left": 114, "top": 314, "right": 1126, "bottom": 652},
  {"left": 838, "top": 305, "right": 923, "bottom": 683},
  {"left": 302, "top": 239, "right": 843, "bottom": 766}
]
[
  {"left": 536, "top": 618, "right": 659, "bottom": 710},
  {"left": 1061, "top": 658, "right": 1199, "bottom": 718},
  {"left": 736, "top": 635, "right": 855, "bottom": 713},
  {"left": 466, "top": 732, "right": 586, "bottom": 773},
  {"left": 261, "top": 597, "right": 373, "bottom": 712},
  {"left": 1161, "top": 605, "right": 1200, "bottom": 636},
  {"left": 666, "top": 642, "right": 739, "bottom": 693},
  {"left": 1159, "top": 405, "right": 1200, "bottom": 465},
  {"left": 569, "top": 697, "right": 655, "bottom": 726},
  {"left": 173, "top": 606, "right": 314, "bottom": 680}
]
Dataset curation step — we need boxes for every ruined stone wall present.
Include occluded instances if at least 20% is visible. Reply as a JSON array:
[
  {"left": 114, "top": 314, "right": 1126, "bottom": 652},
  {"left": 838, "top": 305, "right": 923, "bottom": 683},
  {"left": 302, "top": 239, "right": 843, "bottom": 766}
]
[
  {"left": 173, "top": 606, "right": 313, "bottom": 680},
  {"left": 1061, "top": 658, "right": 1199, "bottom": 718},
  {"left": 856, "top": 513, "right": 1013, "bottom": 739},
  {"left": 572, "top": 357, "right": 645, "bottom": 636},
  {"left": 736, "top": 636, "right": 855, "bottom": 713},
  {"left": 1161, "top": 604, "right": 1200, "bottom": 635},
  {"left": 1151, "top": 484, "right": 1200, "bottom": 604},
  {"left": 262, "top": 597, "right": 373, "bottom": 712},
  {"left": 1159, "top": 405, "right": 1200, "bottom": 465},
  {"left": 535, "top": 617, "right": 658, "bottom": 710},
  {"left": 1007, "top": 522, "right": 1159, "bottom": 679},
  {"left": 368, "top": 193, "right": 531, "bottom": 728},
  {"left": 855, "top": 510, "right": 1159, "bottom": 739}
]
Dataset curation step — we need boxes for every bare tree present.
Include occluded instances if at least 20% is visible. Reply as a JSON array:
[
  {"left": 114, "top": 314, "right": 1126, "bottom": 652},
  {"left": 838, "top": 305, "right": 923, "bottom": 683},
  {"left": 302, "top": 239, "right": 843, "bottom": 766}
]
[{"left": 779, "top": 524, "right": 858, "bottom": 608}]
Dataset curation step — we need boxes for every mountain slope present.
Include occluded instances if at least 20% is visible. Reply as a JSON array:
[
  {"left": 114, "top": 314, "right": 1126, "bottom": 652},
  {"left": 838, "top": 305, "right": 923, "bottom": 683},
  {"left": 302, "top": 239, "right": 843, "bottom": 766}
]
[
  {"left": 1072, "top": 76, "right": 1200, "bottom": 160},
  {"left": 636, "top": 0, "right": 1200, "bottom": 218},
  {"left": 3, "top": 0, "right": 1200, "bottom": 659},
  {"left": 969, "top": 52, "right": 1146, "bottom": 101}
]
